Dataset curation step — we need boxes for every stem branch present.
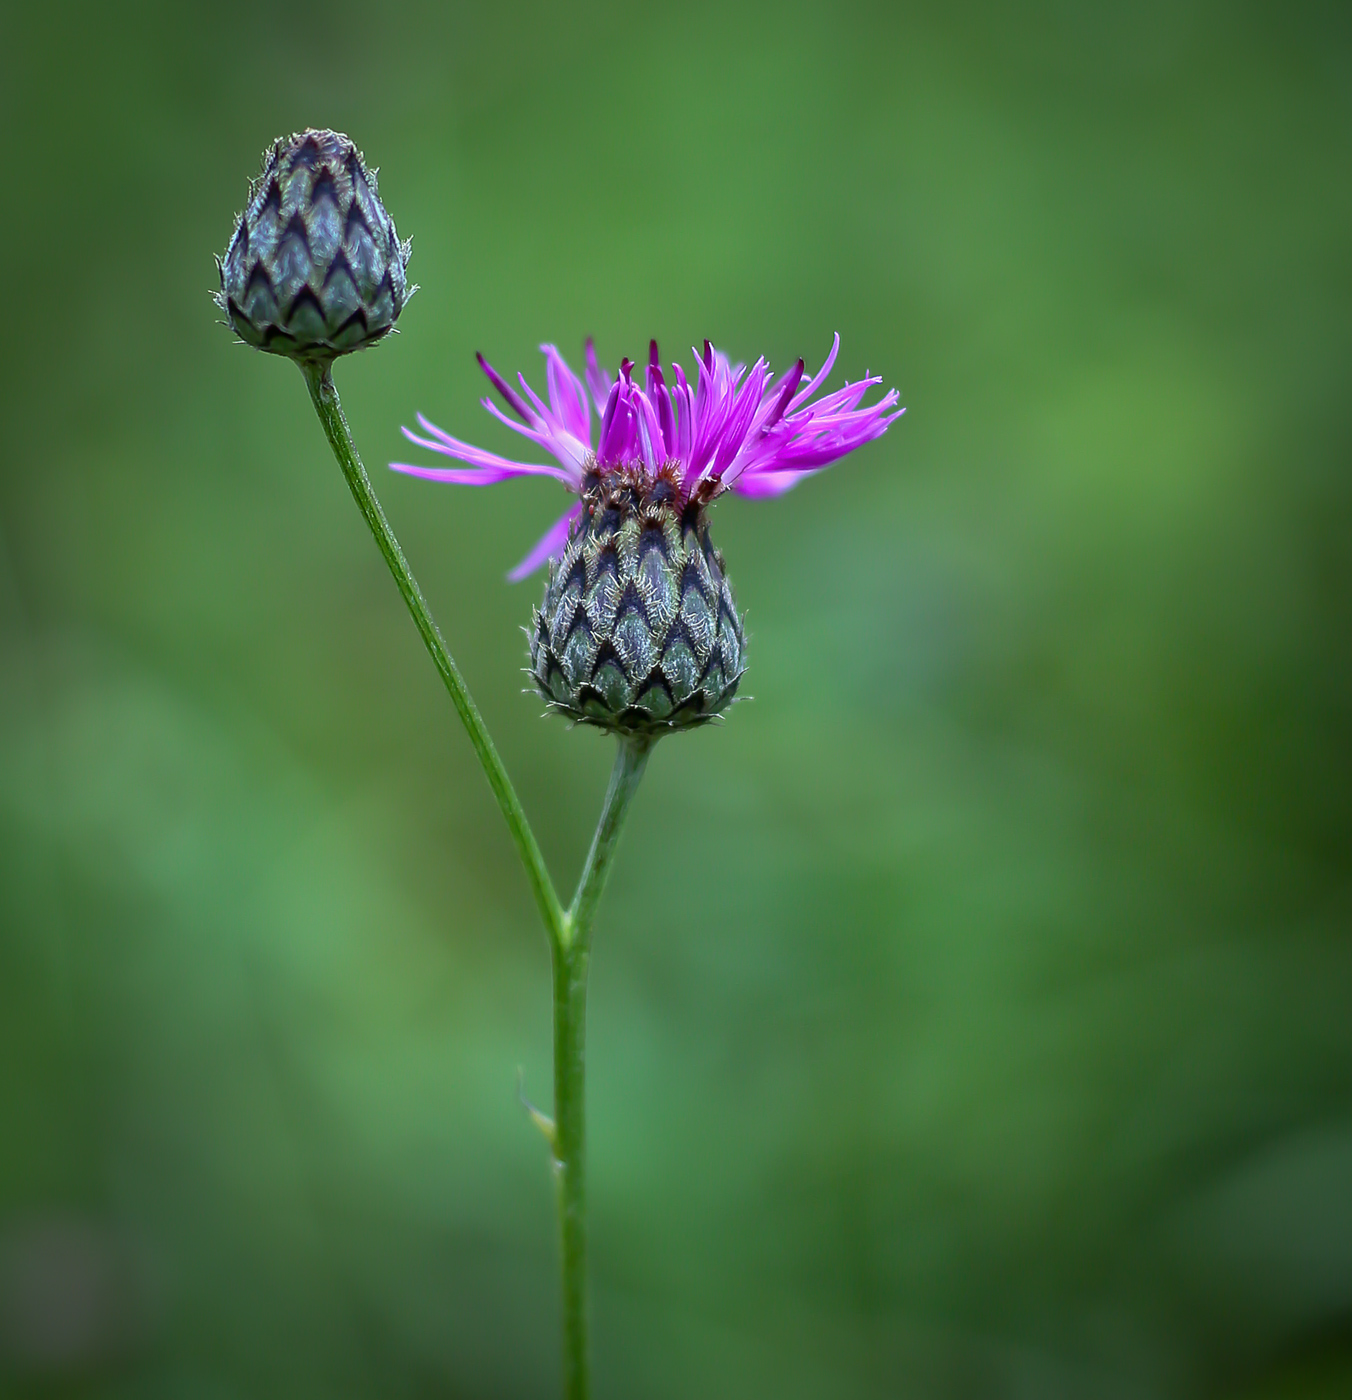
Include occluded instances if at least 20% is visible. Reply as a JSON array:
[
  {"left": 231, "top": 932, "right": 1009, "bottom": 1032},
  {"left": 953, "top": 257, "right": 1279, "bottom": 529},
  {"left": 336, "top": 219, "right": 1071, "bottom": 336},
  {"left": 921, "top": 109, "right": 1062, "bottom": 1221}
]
[{"left": 301, "top": 362, "right": 565, "bottom": 946}]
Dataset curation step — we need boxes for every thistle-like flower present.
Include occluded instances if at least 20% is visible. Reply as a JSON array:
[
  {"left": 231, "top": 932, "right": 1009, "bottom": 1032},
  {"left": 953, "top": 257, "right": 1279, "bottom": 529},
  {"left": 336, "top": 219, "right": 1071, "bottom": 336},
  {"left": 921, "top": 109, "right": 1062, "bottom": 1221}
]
[
  {"left": 394, "top": 338, "right": 902, "bottom": 736},
  {"left": 216, "top": 129, "right": 412, "bottom": 363}
]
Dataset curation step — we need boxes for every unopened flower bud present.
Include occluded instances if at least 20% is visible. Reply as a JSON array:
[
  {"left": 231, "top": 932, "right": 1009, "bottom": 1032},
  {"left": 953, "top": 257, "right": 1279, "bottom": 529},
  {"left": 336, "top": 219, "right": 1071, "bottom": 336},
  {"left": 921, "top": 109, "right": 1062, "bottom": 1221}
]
[{"left": 216, "top": 129, "right": 412, "bottom": 363}]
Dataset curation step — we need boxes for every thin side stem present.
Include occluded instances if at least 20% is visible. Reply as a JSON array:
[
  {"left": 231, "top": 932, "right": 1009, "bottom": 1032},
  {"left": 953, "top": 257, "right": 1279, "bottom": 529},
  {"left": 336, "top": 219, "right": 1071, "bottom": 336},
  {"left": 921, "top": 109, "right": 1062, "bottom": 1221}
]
[
  {"left": 552, "top": 735, "right": 652, "bottom": 1400},
  {"left": 566, "top": 734, "right": 653, "bottom": 949},
  {"left": 301, "top": 361, "right": 565, "bottom": 946}
]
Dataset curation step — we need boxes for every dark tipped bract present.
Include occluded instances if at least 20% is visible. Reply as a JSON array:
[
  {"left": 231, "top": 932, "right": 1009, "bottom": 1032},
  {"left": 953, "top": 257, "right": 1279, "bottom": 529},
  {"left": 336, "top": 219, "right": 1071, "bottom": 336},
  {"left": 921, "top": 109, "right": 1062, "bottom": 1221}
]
[
  {"left": 531, "top": 466, "right": 746, "bottom": 736},
  {"left": 217, "top": 129, "right": 412, "bottom": 363}
]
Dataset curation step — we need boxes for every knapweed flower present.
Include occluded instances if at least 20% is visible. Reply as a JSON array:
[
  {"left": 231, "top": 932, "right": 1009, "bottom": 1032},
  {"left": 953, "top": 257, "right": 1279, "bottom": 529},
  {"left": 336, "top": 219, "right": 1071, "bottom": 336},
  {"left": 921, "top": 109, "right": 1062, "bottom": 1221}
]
[
  {"left": 393, "top": 338, "right": 902, "bottom": 736},
  {"left": 217, "top": 129, "right": 412, "bottom": 363}
]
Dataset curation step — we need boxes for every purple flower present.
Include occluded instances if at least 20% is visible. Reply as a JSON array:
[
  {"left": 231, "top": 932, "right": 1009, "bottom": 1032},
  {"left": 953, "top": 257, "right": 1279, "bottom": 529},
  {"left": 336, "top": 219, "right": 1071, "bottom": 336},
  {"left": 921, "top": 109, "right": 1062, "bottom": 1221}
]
[{"left": 391, "top": 336, "right": 903, "bottom": 580}]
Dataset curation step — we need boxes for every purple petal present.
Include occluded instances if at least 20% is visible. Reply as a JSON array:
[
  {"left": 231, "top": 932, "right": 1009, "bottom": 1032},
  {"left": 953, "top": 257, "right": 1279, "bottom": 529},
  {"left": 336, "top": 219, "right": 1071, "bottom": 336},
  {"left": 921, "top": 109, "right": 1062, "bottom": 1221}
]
[
  {"left": 513, "top": 372, "right": 553, "bottom": 424},
  {"left": 391, "top": 461, "right": 534, "bottom": 485},
  {"left": 645, "top": 355, "right": 675, "bottom": 456},
  {"left": 585, "top": 338, "right": 613, "bottom": 417},
  {"left": 410, "top": 412, "right": 475, "bottom": 450},
  {"left": 730, "top": 468, "right": 819, "bottom": 498},
  {"left": 399, "top": 421, "right": 573, "bottom": 480},
  {"left": 709, "top": 370, "right": 765, "bottom": 478},
  {"left": 633, "top": 388, "right": 666, "bottom": 473},
  {"left": 542, "top": 343, "right": 591, "bottom": 443},
  {"left": 599, "top": 388, "right": 637, "bottom": 463},
  {"left": 597, "top": 380, "right": 622, "bottom": 452},
  {"left": 477, "top": 352, "right": 534, "bottom": 423},
  {"left": 759, "top": 358, "right": 805, "bottom": 434},
  {"left": 788, "top": 333, "right": 840, "bottom": 411},
  {"left": 479, "top": 396, "right": 555, "bottom": 446},
  {"left": 508, "top": 502, "right": 583, "bottom": 582},
  {"left": 397, "top": 336, "right": 902, "bottom": 568}
]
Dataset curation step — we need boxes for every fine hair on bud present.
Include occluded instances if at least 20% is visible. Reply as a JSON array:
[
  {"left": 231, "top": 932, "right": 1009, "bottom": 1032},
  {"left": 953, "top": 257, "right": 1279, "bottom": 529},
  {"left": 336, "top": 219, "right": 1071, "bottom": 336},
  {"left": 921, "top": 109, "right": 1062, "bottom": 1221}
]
[{"left": 216, "top": 129, "right": 413, "bottom": 364}]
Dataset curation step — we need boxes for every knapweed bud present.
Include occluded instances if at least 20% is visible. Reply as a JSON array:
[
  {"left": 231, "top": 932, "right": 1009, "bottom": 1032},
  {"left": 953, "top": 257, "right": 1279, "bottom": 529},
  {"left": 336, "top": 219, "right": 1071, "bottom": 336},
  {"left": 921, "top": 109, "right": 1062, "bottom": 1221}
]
[
  {"left": 530, "top": 467, "right": 745, "bottom": 735},
  {"left": 216, "top": 129, "right": 412, "bottom": 363}
]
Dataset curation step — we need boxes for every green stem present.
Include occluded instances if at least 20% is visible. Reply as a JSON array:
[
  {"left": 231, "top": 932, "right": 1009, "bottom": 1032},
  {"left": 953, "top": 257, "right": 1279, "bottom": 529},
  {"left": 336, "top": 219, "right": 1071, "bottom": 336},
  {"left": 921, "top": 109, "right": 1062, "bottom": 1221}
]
[
  {"left": 566, "top": 735, "right": 653, "bottom": 949},
  {"left": 301, "top": 361, "right": 565, "bottom": 947},
  {"left": 553, "top": 735, "right": 652, "bottom": 1400}
]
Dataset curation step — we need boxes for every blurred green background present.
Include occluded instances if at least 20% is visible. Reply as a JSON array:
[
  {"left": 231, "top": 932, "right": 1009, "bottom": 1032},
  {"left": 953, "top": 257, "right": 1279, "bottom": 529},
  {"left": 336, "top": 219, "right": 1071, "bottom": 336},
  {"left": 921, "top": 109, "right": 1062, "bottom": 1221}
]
[{"left": 2, "top": 2, "right": 1351, "bottom": 1396}]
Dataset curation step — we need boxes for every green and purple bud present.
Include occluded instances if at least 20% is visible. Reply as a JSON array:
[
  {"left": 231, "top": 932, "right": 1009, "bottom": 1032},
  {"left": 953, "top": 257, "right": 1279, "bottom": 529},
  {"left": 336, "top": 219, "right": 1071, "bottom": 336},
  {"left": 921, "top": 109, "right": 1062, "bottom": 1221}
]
[
  {"left": 217, "top": 129, "right": 412, "bottom": 364},
  {"left": 531, "top": 464, "right": 745, "bottom": 735}
]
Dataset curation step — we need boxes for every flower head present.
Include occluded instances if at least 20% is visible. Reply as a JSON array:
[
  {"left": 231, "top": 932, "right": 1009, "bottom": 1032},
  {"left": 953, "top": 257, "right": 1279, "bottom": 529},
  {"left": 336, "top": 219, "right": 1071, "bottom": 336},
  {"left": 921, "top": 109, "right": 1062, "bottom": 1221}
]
[
  {"left": 392, "top": 337, "right": 902, "bottom": 579},
  {"left": 393, "top": 338, "right": 901, "bottom": 737}
]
